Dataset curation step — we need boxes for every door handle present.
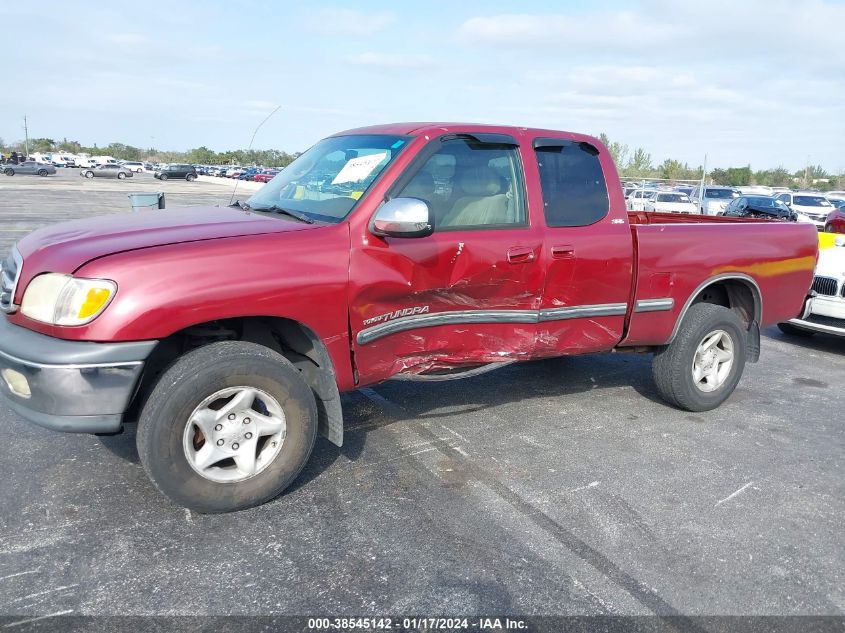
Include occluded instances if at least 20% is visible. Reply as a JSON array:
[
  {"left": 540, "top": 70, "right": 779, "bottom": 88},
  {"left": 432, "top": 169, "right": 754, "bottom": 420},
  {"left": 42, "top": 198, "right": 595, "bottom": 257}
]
[
  {"left": 552, "top": 244, "right": 575, "bottom": 258},
  {"left": 507, "top": 246, "right": 535, "bottom": 264}
]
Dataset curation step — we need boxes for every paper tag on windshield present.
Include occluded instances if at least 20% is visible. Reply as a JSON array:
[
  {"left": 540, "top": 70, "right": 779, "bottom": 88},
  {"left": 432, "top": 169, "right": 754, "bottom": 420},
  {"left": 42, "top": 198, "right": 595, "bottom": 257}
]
[{"left": 332, "top": 152, "right": 388, "bottom": 185}]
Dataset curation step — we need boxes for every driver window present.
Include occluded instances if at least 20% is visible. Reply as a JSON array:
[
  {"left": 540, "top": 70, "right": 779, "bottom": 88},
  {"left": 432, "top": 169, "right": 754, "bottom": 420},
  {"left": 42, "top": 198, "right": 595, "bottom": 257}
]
[{"left": 395, "top": 138, "right": 527, "bottom": 230}]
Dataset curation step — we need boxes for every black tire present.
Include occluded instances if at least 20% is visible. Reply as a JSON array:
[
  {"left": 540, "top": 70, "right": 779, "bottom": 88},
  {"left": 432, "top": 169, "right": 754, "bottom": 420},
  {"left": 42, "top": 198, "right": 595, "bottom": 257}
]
[
  {"left": 652, "top": 303, "right": 747, "bottom": 412},
  {"left": 117, "top": 172, "right": 126, "bottom": 180},
  {"left": 84, "top": 171, "right": 94, "bottom": 178},
  {"left": 777, "top": 322, "right": 815, "bottom": 337},
  {"left": 3, "top": 168, "right": 13, "bottom": 176},
  {"left": 186, "top": 173, "right": 196, "bottom": 182},
  {"left": 825, "top": 224, "right": 833, "bottom": 233},
  {"left": 37, "top": 169, "right": 48, "bottom": 176},
  {"left": 136, "top": 341, "right": 318, "bottom": 513},
  {"left": 159, "top": 173, "right": 168, "bottom": 181}
]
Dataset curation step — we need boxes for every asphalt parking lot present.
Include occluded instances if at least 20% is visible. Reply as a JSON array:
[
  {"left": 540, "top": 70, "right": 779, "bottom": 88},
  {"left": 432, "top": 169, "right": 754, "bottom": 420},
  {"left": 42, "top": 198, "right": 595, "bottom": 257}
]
[{"left": 0, "top": 170, "right": 843, "bottom": 618}]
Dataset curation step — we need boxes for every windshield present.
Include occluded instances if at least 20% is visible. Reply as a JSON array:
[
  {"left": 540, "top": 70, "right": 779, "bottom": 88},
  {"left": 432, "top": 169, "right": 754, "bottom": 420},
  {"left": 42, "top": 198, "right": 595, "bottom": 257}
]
[
  {"left": 746, "top": 196, "right": 786, "bottom": 209},
  {"left": 793, "top": 196, "right": 831, "bottom": 207},
  {"left": 657, "top": 193, "right": 690, "bottom": 203},
  {"left": 246, "top": 134, "right": 410, "bottom": 223},
  {"left": 706, "top": 189, "right": 737, "bottom": 199}
]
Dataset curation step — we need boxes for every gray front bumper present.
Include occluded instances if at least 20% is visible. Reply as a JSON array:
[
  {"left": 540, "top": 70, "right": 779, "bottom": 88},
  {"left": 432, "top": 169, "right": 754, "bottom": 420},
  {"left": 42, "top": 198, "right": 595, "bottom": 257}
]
[{"left": 0, "top": 316, "right": 157, "bottom": 433}]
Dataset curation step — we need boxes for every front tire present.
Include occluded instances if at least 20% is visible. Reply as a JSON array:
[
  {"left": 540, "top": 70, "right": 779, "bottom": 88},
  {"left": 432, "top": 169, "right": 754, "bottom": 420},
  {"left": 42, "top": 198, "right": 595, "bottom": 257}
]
[
  {"left": 3, "top": 168, "right": 13, "bottom": 176},
  {"left": 136, "top": 341, "right": 318, "bottom": 513},
  {"left": 652, "top": 303, "right": 747, "bottom": 412},
  {"left": 37, "top": 169, "right": 48, "bottom": 176},
  {"left": 117, "top": 172, "right": 126, "bottom": 180},
  {"left": 159, "top": 173, "right": 168, "bottom": 181},
  {"left": 84, "top": 170, "right": 94, "bottom": 178},
  {"left": 186, "top": 173, "right": 196, "bottom": 182}
]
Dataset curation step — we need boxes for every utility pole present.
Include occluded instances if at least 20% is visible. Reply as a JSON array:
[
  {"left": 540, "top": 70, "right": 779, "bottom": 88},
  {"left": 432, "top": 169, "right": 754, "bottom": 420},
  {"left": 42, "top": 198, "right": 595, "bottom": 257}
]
[
  {"left": 804, "top": 155, "right": 810, "bottom": 189},
  {"left": 23, "top": 115, "right": 29, "bottom": 158},
  {"left": 699, "top": 154, "right": 707, "bottom": 214}
]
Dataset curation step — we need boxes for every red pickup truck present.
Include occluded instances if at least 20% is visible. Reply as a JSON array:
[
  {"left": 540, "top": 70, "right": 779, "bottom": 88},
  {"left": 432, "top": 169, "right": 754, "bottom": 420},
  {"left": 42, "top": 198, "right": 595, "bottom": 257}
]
[{"left": 0, "top": 123, "right": 818, "bottom": 512}]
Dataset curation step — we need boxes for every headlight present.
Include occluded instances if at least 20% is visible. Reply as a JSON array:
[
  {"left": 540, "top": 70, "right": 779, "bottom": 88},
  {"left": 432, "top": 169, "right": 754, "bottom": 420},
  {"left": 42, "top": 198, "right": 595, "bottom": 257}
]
[{"left": 21, "top": 273, "right": 116, "bottom": 326}]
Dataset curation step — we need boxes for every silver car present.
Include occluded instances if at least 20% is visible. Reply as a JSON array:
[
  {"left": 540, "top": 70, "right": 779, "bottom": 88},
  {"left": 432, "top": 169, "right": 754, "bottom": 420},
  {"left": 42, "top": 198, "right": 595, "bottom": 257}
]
[
  {"left": 80, "top": 164, "right": 134, "bottom": 180},
  {"left": 3, "top": 161, "right": 57, "bottom": 177}
]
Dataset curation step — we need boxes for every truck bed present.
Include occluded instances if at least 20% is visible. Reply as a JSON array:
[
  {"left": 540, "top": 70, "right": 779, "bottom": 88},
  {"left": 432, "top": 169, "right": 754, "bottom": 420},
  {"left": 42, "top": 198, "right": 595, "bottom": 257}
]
[{"left": 622, "top": 212, "right": 819, "bottom": 346}]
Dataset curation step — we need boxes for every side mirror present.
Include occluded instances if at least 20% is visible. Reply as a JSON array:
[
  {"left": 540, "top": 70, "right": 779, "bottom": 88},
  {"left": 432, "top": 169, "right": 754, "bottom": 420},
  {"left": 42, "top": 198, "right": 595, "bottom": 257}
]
[{"left": 371, "top": 197, "right": 433, "bottom": 238}]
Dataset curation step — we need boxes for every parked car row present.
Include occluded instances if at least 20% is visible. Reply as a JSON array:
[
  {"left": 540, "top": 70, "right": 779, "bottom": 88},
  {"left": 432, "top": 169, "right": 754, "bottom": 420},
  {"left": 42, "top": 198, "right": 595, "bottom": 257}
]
[{"left": 623, "top": 182, "right": 845, "bottom": 231}]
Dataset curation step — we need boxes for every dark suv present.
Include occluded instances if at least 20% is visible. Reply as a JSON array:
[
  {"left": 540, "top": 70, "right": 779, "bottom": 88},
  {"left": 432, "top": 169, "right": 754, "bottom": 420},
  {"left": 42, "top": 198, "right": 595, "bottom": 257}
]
[{"left": 154, "top": 164, "right": 197, "bottom": 181}]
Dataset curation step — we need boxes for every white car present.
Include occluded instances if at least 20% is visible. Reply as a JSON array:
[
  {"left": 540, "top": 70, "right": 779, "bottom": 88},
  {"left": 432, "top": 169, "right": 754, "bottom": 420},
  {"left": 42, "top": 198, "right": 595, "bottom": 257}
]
[
  {"left": 781, "top": 234, "right": 845, "bottom": 337},
  {"left": 774, "top": 191, "right": 834, "bottom": 229},
  {"left": 626, "top": 188, "right": 657, "bottom": 211},
  {"left": 689, "top": 186, "right": 739, "bottom": 215},
  {"left": 121, "top": 162, "right": 145, "bottom": 173},
  {"left": 643, "top": 191, "right": 699, "bottom": 214}
]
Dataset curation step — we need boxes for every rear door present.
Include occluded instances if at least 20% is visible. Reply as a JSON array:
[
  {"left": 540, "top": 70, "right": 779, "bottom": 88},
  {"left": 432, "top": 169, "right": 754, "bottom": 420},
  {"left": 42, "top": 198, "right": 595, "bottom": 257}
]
[
  {"left": 349, "top": 133, "right": 545, "bottom": 385},
  {"left": 530, "top": 138, "right": 634, "bottom": 356}
]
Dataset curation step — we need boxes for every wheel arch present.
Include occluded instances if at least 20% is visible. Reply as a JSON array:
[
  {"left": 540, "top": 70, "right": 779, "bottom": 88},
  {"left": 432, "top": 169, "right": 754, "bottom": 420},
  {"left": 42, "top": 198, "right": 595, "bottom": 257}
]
[
  {"left": 669, "top": 273, "right": 762, "bottom": 361},
  {"left": 129, "top": 315, "right": 344, "bottom": 446}
]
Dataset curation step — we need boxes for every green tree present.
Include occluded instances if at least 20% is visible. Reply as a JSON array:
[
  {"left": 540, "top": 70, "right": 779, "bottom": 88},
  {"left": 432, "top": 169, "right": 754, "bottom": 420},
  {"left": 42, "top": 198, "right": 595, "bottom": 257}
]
[
  {"left": 598, "top": 132, "right": 630, "bottom": 169},
  {"left": 710, "top": 165, "right": 752, "bottom": 186}
]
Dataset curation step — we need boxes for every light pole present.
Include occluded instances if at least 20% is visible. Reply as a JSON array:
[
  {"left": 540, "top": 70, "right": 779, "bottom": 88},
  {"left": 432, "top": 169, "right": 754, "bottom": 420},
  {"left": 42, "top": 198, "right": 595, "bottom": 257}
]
[{"left": 23, "top": 115, "right": 29, "bottom": 158}]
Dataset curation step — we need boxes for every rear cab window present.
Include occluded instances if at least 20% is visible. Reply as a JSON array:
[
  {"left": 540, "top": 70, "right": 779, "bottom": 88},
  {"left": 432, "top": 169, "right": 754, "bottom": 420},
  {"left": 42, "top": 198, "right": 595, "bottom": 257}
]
[{"left": 533, "top": 138, "right": 609, "bottom": 227}]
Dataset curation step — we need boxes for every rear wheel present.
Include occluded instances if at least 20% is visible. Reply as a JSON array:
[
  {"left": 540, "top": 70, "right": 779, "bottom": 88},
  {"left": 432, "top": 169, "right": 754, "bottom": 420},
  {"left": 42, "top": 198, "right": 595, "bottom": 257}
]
[
  {"left": 652, "top": 303, "right": 747, "bottom": 411},
  {"left": 136, "top": 341, "right": 318, "bottom": 513},
  {"left": 777, "top": 322, "right": 815, "bottom": 337}
]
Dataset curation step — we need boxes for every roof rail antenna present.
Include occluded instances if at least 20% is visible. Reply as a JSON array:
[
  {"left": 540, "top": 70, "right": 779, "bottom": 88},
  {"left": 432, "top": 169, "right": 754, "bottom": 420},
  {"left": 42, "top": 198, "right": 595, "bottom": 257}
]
[{"left": 230, "top": 105, "right": 282, "bottom": 206}]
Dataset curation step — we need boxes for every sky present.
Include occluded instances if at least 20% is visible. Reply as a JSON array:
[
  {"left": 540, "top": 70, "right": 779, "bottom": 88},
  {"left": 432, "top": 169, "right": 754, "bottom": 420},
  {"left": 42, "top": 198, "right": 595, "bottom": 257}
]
[{"left": 2, "top": 0, "right": 844, "bottom": 172}]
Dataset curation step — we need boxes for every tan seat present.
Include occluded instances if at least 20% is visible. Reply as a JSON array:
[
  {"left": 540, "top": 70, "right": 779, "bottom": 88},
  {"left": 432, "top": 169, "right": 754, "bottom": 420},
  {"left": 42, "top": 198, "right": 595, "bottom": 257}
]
[{"left": 442, "top": 166, "right": 510, "bottom": 227}]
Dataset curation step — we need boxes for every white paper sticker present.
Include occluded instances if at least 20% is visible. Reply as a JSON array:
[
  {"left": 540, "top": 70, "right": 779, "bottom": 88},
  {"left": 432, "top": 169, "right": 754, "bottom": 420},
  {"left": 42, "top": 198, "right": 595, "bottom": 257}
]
[{"left": 331, "top": 152, "right": 388, "bottom": 185}]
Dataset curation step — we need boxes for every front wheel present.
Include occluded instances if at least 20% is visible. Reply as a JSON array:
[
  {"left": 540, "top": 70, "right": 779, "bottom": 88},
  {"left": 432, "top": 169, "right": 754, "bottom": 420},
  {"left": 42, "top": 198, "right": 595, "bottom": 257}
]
[
  {"left": 159, "top": 173, "right": 168, "bottom": 181},
  {"left": 117, "top": 172, "right": 126, "bottom": 180},
  {"left": 136, "top": 341, "right": 318, "bottom": 513},
  {"left": 3, "top": 168, "right": 13, "bottom": 176},
  {"left": 186, "top": 173, "right": 196, "bottom": 182},
  {"left": 84, "top": 171, "right": 94, "bottom": 178},
  {"left": 652, "top": 303, "right": 747, "bottom": 412},
  {"left": 37, "top": 169, "right": 48, "bottom": 176}
]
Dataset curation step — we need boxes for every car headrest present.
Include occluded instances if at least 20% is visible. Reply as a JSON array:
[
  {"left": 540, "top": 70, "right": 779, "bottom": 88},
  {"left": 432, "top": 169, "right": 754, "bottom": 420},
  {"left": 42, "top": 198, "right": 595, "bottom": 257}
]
[
  {"left": 459, "top": 166, "right": 502, "bottom": 197},
  {"left": 403, "top": 171, "right": 435, "bottom": 199}
]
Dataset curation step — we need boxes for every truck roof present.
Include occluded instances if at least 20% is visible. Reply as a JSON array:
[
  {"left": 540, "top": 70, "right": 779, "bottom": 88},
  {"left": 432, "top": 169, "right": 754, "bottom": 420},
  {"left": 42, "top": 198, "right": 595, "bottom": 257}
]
[{"left": 333, "top": 122, "right": 593, "bottom": 143}]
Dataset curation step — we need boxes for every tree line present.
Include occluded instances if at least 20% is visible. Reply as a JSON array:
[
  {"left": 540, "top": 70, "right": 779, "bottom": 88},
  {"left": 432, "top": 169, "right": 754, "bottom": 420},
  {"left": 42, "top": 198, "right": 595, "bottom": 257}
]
[
  {"left": 0, "top": 137, "right": 300, "bottom": 169},
  {"left": 1, "top": 134, "right": 841, "bottom": 190},
  {"left": 599, "top": 133, "right": 842, "bottom": 190}
]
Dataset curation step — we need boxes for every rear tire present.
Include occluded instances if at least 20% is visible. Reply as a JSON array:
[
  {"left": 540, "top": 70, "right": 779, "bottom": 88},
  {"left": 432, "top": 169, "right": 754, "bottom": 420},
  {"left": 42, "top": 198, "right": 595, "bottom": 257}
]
[
  {"left": 652, "top": 303, "right": 747, "bottom": 412},
  {"left": 777, "top": 322, "right": 815, "bottom": 337},
  {"left": 136, "top": 341, "right": 318, "bottom": 513}
]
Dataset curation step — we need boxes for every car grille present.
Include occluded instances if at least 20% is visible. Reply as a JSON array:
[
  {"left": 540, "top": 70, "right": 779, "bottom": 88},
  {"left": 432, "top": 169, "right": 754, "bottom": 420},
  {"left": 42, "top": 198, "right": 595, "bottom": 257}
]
[
  {"left": 0, "top": 248, "right": 22, "bottom": 313},
  {"left": 811, "top": 276, "right": 839, "bottom": 297}
]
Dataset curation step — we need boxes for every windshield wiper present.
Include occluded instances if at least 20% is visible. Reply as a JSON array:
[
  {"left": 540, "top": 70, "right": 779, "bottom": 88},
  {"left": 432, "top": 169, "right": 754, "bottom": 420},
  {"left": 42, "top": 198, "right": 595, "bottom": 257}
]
[{"left": 247, "top": 204, "right": 316, "bottom": 224}]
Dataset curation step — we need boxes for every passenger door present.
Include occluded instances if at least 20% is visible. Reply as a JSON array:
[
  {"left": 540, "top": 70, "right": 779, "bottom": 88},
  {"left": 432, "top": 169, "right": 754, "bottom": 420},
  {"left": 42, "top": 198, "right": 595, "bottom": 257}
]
[
  {"left": 530, "top": 138, "right": 634, "bottom": 356},
  {"left": 349, "top": 134, "right": 545, "bottom": 385}
]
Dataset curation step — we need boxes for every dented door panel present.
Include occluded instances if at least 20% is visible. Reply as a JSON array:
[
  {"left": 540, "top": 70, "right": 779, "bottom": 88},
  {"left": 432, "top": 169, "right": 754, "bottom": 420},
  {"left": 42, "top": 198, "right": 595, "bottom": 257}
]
[{"left": 349, "top": 228, "right": 544, "bottom": 385}]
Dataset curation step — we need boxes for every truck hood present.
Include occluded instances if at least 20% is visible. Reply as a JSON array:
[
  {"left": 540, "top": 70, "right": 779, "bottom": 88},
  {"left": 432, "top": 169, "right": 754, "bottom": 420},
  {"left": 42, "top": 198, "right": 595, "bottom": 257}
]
[{"left": 15, "top": 205, "right": 319, "bottom": 276}]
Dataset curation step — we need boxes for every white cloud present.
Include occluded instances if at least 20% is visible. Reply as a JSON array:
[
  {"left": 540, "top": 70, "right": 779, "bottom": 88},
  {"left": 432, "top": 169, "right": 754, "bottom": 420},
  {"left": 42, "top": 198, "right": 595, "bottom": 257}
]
[{"left": 310, "top": 8, "right": 395, "bottom": 35}]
